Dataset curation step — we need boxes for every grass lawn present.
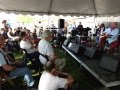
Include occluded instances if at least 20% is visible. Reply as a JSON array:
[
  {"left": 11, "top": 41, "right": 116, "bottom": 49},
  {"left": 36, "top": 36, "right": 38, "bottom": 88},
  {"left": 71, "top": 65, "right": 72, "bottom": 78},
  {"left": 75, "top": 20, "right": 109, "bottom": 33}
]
[{"left": 2, "top": 48, "right": 120, "bottom": 90}]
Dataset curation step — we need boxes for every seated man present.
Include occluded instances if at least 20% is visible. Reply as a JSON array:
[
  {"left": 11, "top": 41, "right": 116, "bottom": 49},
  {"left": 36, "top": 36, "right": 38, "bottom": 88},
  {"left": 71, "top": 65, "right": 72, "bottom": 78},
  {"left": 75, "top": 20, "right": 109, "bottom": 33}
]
[
  {"left": 0, "top": 35, "right": 35, "bottom": 87},
  {"left": 19, "top": 32, "right": 41, "bottom": 70},
  {"left": 99, "top": 22, "right": 119, "bottom": 50},
  {"left": 38, "top": 30, "right": 66, "bottom": 71},
  {"left": 7, "top": 28, "right": 19, "bottom": 42},
  {"left": 38, "top": 61, "right": 74, "bottom": 90}
]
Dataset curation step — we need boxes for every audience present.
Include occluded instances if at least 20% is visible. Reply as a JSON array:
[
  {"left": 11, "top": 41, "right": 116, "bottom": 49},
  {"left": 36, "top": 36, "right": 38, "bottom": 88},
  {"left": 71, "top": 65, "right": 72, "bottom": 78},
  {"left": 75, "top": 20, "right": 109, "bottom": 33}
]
[
  {"left": 1, "top": 19, "right": 120, "bottom": 90},
  {"left": 38, "top": 61, "right": 74, "bottom": 90},
  {"left": 0, "top": 35, "right": 35, "bottom": 88}
]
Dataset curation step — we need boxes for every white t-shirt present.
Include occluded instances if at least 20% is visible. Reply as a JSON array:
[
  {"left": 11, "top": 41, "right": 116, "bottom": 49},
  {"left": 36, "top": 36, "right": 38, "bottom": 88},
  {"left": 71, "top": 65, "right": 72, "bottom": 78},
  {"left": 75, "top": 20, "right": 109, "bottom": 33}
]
[
  {"left": 38, "top": 39, "right": 54, "bottom": 65},
  {"left": 38, "top": 71, "right": 67, "bottom": 90},
  {"left": 20, "top": 40, "right": 36, "bottom": 54}
]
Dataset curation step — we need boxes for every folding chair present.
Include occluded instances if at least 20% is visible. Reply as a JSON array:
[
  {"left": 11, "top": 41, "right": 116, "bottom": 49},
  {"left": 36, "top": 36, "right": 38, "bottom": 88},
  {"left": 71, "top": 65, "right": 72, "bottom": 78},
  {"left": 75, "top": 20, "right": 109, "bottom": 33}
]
[
  {"left": 0, "top": 67, "right": 15, "bottom": 90},
  {"left": 22, "top": 49, "right": 43, "bottom": 75}
]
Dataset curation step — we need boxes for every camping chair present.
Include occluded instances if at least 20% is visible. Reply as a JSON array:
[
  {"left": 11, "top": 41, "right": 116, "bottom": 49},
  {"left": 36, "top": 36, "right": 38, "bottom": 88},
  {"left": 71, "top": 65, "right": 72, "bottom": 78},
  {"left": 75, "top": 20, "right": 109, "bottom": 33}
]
[
  {"left": 22, "top": 49, "right": 30, "bottom": 63},
  {"left": 0, "top": 67, "right": 15, "bottom": 90},
  {"left": 105, "top": 35, "right": 120, "bottom": 55},
  {"left": 22, "top": 49, "right": 42, "bottom": 74}
]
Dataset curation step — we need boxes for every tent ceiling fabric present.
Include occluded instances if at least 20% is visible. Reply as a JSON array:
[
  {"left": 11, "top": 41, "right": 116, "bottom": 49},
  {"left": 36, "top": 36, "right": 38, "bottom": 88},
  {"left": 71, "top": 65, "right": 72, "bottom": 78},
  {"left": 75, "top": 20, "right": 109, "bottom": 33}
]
[
  {"left": 95, "top": 0, "right": 120, "bottom": 15},
  {"left": 0, "top": 0, "right": 119, "bottom": 15},
  {"left": 51, "top": 0, "right": 97, "bottom": 15}
]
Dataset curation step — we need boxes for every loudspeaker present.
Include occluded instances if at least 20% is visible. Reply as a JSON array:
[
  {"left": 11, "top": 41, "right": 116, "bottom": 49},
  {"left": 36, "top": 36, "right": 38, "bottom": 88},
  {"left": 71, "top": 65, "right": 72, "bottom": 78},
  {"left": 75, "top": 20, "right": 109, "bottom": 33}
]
[
  {"left": 67, "top": 43, "right": 85, "bottom": 55},
  {"left": 75, "top": 35, "right": 81, "bottom": 44},
  {"left": 84, "top": 47, "right": 101, "bottom": 59},
  {"left": 99, "top": 56, "right": 120, "bottom": 73},
  {"left": 63, "top": 39, "right": 69, "bottom": 47},
  {"left": 58, "top": 19, "right": 64, "bottom": 28},
  {"left": 75, "top": 35, "right": 89, "bottom": 44}
]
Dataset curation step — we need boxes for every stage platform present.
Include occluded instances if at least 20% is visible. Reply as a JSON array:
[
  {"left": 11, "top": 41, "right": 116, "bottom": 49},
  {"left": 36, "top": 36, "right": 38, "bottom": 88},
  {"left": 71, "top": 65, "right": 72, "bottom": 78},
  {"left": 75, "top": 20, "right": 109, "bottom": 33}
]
[{"left": 62, "top": 45, "right": 120, "bottom": 90}]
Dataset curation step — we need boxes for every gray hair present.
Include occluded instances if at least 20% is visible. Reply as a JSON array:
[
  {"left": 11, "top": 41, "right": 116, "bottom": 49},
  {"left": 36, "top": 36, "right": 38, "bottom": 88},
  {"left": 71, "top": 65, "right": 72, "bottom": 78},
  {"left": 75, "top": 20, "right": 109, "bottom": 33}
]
[
  {"left": 42, "top": 30, "right": 52, "bottom": 38},
  {"left": 45, "top": 61, "right": 56, "bottom": 72}
]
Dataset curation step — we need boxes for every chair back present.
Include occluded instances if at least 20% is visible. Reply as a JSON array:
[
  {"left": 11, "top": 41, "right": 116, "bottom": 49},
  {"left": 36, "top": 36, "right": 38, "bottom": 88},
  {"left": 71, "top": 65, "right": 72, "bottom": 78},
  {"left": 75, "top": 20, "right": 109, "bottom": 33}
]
[
  {"left": 0, "top": 67, "right": 15, "bottom": 88},
  {"left": 22, "top": 49, "right": 30, "bottom": 63}
]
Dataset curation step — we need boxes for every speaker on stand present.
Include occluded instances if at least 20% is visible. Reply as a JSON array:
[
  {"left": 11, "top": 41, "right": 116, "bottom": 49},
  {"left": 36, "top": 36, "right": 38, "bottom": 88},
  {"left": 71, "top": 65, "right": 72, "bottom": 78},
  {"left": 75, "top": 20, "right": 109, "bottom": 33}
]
[{"left": 58, "top": 19, "right": 65, "bottom": 29}]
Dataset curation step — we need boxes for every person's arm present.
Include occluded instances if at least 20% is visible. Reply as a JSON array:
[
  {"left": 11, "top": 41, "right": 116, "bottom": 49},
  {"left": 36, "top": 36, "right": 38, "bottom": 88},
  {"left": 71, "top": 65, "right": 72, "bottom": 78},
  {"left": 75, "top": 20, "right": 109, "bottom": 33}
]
[
  {"left": 27, "top": 36, "right": 35, "bottom": 45},
  {"left": 57, "top": 72, "right": 74, "bottom": 90},
  {"left": 100, "top": 28, "right": 108, "bottom": 36},
  {"left": 49, "top": 54, "right": 58, "bottom": 61},
  {"left": 2, "top": 64, "right": 16, "bottom": 71},
  {"left": 26, "top": 38, "right": 37, "bottom": 49},
  {"left": 64, "top": 74, "right": 74, "bottom": 88},
  {"left": 7, "top": 32, "right": 14, "bottom": 38},
  {"left": 46, "top": 43, "right": 57, "bottom": 61}
]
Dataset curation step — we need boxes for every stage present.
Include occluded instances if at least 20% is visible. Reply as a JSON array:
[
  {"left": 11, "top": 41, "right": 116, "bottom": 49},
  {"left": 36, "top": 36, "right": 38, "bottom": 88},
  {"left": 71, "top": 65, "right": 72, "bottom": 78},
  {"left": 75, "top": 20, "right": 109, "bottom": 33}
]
[{"left": 62, "top": 45, "right": 120, "bottom": 90}]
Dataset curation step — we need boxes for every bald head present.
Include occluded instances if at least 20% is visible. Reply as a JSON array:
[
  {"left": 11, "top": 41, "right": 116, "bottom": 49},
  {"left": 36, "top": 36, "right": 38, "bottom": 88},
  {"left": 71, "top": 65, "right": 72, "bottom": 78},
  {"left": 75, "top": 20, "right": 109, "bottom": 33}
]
[{"left": 110, "top": 22, "right": 118, "bottom": 29}]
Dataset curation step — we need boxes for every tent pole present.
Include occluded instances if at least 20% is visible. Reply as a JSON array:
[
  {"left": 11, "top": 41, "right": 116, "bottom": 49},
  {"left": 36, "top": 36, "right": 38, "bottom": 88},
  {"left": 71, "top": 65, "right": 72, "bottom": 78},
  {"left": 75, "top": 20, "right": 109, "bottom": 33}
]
[
  {"left": 92, "top": 0, "right": 98, "bottom": 15},
  {"left": 48, "top": 0, "right": 54, "bottom": 14}
]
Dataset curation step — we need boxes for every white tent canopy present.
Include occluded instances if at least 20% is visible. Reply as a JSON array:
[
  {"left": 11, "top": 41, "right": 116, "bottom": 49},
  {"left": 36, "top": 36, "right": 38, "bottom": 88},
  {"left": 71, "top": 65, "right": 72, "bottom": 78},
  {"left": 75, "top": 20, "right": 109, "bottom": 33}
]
[{"left": 0, "top": 0, "right": 120, "bottom": 16}]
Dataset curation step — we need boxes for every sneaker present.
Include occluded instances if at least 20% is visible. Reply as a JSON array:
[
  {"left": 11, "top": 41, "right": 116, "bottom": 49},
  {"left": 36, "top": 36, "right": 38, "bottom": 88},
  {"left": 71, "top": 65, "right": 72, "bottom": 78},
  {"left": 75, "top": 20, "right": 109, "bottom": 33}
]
[
  {"left": 28, "top": 81, "right": 35, "bottom": 88},
  {"left": 27, "top": 82, "right": 37, "bottom": 90}
]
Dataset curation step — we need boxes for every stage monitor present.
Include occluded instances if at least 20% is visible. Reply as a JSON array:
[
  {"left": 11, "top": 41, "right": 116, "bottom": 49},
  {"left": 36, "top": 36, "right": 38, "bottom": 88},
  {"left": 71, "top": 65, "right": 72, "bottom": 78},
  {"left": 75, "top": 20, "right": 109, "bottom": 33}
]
[
  {"left": 67, "top": 43, "right": 79, "bottom": 53},
  {"left": 63, "top": 39, "right": 69, "bottom": 47},
  {"left": 67, "top": 42, "right": 85, "bottom": 55},
  {"left": 75, "top": 35, "right": 81, "bottom": 44},
  {"left": 99, "top": 56, "right": 120, "bottom": 73},
  {"left": 75, "top": 35, "right": 89, "bottom": 44}
]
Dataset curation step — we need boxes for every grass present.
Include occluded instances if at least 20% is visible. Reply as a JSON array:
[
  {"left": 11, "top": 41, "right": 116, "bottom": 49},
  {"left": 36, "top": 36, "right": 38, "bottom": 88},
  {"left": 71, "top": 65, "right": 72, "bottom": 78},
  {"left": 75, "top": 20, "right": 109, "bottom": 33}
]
[
  {"left": 55, "top": 48, "right": 120, "bottom": 90},
  {"left": 55, "top": 48, "right": 101, "bottom": 90},
  {"left": 2, "top": 48, "right": 120, "bottom": 90}
]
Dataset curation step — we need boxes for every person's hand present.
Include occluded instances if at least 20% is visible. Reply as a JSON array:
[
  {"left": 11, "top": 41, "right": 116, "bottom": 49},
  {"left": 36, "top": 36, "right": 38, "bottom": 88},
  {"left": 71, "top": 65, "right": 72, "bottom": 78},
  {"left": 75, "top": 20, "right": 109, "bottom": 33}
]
[
  {"left": 100, "top": 36, "right": 105, "bottom": 38},
  {"left": 101, "top": 32, "right": 106, "bottom": 36}
]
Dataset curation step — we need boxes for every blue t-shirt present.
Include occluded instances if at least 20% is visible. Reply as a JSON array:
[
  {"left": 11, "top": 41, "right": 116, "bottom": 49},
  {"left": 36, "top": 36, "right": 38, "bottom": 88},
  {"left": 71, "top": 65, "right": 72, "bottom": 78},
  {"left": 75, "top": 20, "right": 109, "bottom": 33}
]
[{"left": 0, "top": 52, "right": 6, "bottom": 66}]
